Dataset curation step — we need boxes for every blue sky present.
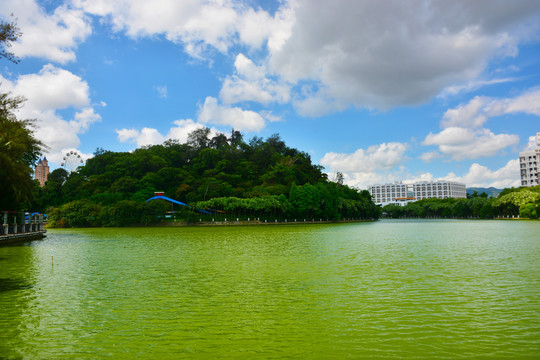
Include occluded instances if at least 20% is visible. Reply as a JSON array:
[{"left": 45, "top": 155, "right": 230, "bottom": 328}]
[{"left": 1, "top": 0, "right": 539, "bottom": 189}]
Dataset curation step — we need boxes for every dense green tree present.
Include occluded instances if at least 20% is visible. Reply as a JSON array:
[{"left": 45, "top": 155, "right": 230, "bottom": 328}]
[
  {"left": 0, "top": 99, "right": 45, "bottom": 210},
  {"left": 519, "top": 203, "right": 539, "bottom": 219},
  {"left": 187, "top": 127, "right": 211, "bottom": 150},
  {"left": 0, "top": 19, "right": 45, "bottom": 210}
]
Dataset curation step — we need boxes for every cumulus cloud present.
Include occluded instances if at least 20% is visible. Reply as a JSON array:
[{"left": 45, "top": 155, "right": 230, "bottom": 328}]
[
  {"left": 14, "top": 0, "right": 537, "bottom": 118},
  {"left": 0, "top": 0, "right": 91, "bottom": 63},
  {"left": 487, "top": 87, "right": 540, "bottom": 117},
  {"left": 198, "top": 96, "right": 266, "bottom": 132},
  {"left": 116, "top": 119, "right": 217, "bottom": 147},
  {"left": 445, "top": 160, "right": 521, "bottom": 188},
  {"left": 0, "top": 65, "right": 100, "bottom": 163},
  {"left": 116, "top": 127, "right": 165, "bottom": 147},
  {"left": 423, "top": 88, "right": 539, "bottom": 160},
  {"left": 269, "top": 0, "right": 540, "bottom": 113},
  {"left": 11, "top": 64, "right": 90, "bottom": 110},
  {"left": 442, "top": 88, "right": 540, "bottom": 128},
  {"left": 423, "top": 127, "right": 519, "bottom": 160},
  {"left": 321, "top": 142, "right": 408, "bottom": 173},
  {"left": 319, "top": 142, "right": 408, "bottom": 188},
  {"left": 441, "top": 96, "right": 491, "bottom": 128},
  {"left": 220, "top": 53, "right": 290, "bottom": 105},
  {"left": 72, "top": 0, "right": 293, "bottom": 59},
  {"left": 29, "top": 0, "right": 535, "bottom": 118},
  {"left": 524, "top": 134, "right": 539, "bottom": 151}
]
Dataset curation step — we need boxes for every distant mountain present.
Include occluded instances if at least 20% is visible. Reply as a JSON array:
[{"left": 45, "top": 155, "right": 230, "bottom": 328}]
[{"left": 466, "top": 187, "right": 503, "bottom": 198}]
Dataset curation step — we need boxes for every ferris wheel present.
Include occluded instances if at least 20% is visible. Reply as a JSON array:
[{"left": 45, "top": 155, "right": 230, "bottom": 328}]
[{"left": 61, "top": 150, "right": 84, "bottom": 173}]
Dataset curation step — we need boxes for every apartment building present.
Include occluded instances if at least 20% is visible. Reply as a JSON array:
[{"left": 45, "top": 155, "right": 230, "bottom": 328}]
[
  {"left": 368, "top": 180, "right": 467, "bottom": 206},
  {"left": 519, "top": 132, "right": 540, "bottom": 187},
  {"left": 412, "top": 180, "right": 467, "bottom": 200}
]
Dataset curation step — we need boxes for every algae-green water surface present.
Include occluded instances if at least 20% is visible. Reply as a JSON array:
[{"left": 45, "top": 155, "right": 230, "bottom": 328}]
[{"left": 1, "top": 220, "right": 539, "bottom": 359}]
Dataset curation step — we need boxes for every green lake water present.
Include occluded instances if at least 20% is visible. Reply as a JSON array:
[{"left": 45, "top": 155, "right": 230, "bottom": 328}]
[{"left": 1, "top": 220, "right": 539, "bottom": 359}]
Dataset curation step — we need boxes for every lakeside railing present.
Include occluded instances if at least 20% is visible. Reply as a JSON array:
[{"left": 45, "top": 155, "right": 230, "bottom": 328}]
[{"left": 1, "top": 211, "right": 46, "bottom": 236}]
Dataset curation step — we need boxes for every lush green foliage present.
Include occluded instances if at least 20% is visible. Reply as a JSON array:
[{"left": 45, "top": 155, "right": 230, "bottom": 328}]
[
  {"left": 41, "top": 131, "right": 380, "bottom": 227},
  {"left": 382, "top": 186, "right": 540, "bottom": 219},
  {"left": 0, "top": 112, "right": 45, "bottom": 210},
  {"left": 48, "top": 199, "right": 171, "bottom": 227},
  {"left": 0, "top": 19, "right": 45, "bottom": 210}
]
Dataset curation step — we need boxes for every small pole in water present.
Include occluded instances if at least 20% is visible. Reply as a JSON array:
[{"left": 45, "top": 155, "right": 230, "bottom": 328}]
[{"left": 51, "top": 249, "right": 54, "bottom": 265}]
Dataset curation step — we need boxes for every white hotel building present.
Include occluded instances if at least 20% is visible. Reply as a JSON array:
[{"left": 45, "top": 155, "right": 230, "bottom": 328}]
[
  {"left": 369, "top": 180, "right": 467, "bottom": 206},
  {"left": 519, "top": 133, "right": 540, "bottom": 187}
]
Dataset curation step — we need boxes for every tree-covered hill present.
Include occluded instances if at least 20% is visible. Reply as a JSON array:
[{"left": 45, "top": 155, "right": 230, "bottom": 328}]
[{"left": 36, "top": 129, "right": 380, "bottom": 227}]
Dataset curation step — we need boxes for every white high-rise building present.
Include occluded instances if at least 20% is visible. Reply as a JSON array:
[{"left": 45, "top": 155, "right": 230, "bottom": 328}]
[
  {"left": 519, "top": 133, "right": 540, "bottom": 187},
  {"left": 368, "top": 180, "right": 467, "bottom": 206}
]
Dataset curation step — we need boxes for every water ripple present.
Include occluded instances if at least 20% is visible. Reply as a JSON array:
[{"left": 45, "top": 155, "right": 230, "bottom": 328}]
[{"left": 0, "top": 221, "right": 539, "bottom": 358}]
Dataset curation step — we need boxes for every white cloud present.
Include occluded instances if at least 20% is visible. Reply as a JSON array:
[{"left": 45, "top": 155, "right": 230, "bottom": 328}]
[
  {"left": 126, "top": 127, "right": 165, "bottom": 147},
  {"left": 321, "top": 142, "right": 408, "bottom": 173},
  {"left": 116, "top": 128, "right": 140, "bottom": 143},
  {"left": 524, "top": 134, "right": 539, "bottom": 151},
  {"left": 71, "top": 107, "right": 101, "bottom": 133},
  {"left": 65, "top": 0, "right": 540, "bottom": 118},
  {"left": 11, "top": 64, "right": 90, "bottom": 110},
  {"left": 441, "top": 96, "right": 491, "bottom": 128},
  {"left": 0, "top": 0, "right": 91, "bottom": 63},
  {"left": 219, "top": 53, "right": 290, "bottom": 105},
  {"left": 198, "top": 96, "right": 266, "bottom": 132},
  {"left": 487, "top": 87, "right": 540, "bottom": 117},
  {"left": 116, "top": 119, "right": 218, "bottom": 147},
  {"left": 0, "top": 65, "right": 100, "bottom": 164},
  {"left": 424, "top": 87, "right": 540, "bottom": 161},
  {"left": 422, "top": 127, "right": 519, "bottom": 160},
  {"left": 442, "top": 88, "right": 540, "bottom": 128},
  {"left": 73, "top": 0, "right": 293, "bottom": 59},
  {"left": 268, "top": 0, "right": 540, "bottom": 114},
  {"left": 320, "top": 142, "right": 408, "bottom": 188},
  {"left": 446, "top": 160, "right": 521, "bottom": 188}
]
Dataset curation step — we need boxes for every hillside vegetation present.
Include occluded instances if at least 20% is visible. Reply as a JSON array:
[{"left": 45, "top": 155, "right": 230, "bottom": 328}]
[{"left": 34, "top": 129, "right": 380, "bottom": 227}]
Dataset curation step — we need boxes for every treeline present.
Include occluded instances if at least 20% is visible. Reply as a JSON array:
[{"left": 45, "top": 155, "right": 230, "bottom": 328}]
[
  {"left": 382, "top": 186, "right": 540, "bottom": 219},
  {"left": 35, "top": 129, "right": 380, "bottom": 227}
]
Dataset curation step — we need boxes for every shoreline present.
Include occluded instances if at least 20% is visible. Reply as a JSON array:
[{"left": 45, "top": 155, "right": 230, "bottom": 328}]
[
  {"left": 46, "top": 219, "right": 377, "bottom": 229},
  {"left": 0, "top": 230, "right": 47, "bottom": 245},
  {"left": 155, "top": 218, "right": 376, "bottom": 227}
]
